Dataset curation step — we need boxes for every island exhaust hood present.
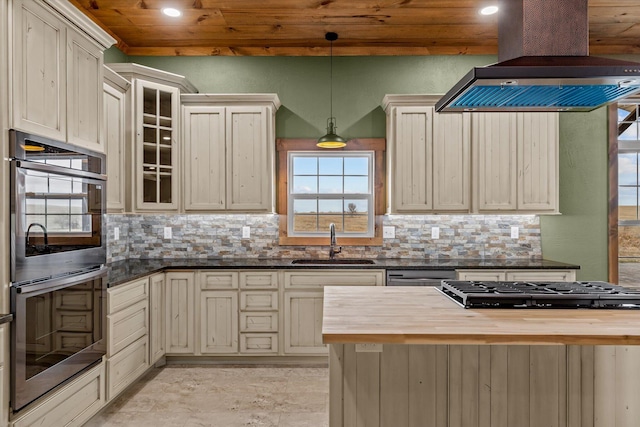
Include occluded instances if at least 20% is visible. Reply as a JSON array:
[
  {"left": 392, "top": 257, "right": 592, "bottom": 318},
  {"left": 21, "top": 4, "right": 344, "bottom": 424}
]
[{"left": 435, "top": 0, "right": 640, "bottom": 113}]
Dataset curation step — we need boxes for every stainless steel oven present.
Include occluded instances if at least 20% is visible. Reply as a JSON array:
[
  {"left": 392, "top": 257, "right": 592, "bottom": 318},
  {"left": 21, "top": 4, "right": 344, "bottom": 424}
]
[
  {"left": 10, "top": 268, "right": 106, "bottom": 411},
  {"left": 9, "top": 130, "right": 106, "bottom": 284}
]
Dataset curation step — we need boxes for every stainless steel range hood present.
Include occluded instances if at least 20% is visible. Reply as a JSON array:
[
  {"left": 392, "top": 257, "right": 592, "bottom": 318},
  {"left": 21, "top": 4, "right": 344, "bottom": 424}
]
[{"left": 435, "top": 0, "right": 640, "bottom": 112}]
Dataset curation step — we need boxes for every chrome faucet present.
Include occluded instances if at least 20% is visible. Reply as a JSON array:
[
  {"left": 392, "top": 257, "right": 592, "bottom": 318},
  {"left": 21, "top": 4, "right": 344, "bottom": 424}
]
[{"left": 329, "top": 223, "right": 342, "bottom": 260}]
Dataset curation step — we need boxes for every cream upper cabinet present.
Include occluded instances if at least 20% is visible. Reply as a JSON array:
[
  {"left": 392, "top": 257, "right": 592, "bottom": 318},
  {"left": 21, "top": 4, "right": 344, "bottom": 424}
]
[
  {"left": 10, "top": 0, "right": 114, "bottom": 151},
  {"left": 518, "top": 112, "right": 559, "bottom": 211},
  {"left": 103, "top": 66, "right": 130, "bottom": 212},
  {"left": 107, "top": 63, "right": 197, "bottom": 212},
  {"left": 182, "top": 105, "right": 226, "bottom": 210},
  {"left": 472, "top": 112, "right": 519, "bottom": 211},
  {"left": 181, "top": 94, "right": 281, "bottom": 213},
  {"left": 472, "top": 112, "right": 559, "bottom": 213},
  {"left": 383, "top": 95, "right": 470, "bottom": 214}
]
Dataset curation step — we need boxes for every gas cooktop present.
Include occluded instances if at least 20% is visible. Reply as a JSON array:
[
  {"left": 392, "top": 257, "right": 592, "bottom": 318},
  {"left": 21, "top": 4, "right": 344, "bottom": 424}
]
[{"left": 439, "top": 280, "right": 640, "bottom": 309}]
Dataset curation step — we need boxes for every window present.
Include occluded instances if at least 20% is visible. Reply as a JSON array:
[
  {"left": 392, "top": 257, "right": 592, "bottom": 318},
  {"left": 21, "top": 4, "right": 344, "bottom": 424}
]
[
  {"left": 619, "top": 103, "right": 640, "bottom": 224},
  {"left": 276, "top": 139, "right": 385, "bottom": 246},
  {"left": 289, "top": 152, "right": 374, "bottom": 237},
  {"left": 25, "top": 158, "right": 92, "bottom": 234}
]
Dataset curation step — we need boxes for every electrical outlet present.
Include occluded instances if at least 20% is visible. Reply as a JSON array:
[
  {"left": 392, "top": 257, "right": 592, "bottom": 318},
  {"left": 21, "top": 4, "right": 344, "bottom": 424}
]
[
  {"left": 511, "top": 226, "right": 519, "bottom": 239},
  {"left": 114, "top": 227, "right": 119, "bottom": 241},
  {"left": 431, "top": 226, "right": 440, "bottom": 239},
  {"left": 355, "top": 343, "right": 383, "bottom": 353},
  {"left": 164, "top": 227, "right": 172, "bottom": 239},
  {"left": 242, "top": 226, "right": 251, "bottom": 238},
  {"left": 383, "top": 226, "right": 395, "bottom": 238}
]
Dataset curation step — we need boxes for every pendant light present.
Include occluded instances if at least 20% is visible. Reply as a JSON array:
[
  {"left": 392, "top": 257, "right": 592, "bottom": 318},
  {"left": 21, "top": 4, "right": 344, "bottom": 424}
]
[{"left": 317, "top": 32, "right": 347, "bottom": 149}]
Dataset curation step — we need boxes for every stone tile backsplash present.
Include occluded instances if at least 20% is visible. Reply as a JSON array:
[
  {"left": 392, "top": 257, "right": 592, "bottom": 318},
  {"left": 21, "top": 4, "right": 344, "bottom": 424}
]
[{"left": 106, "top": 214, "right": 541, "bottom": 262}]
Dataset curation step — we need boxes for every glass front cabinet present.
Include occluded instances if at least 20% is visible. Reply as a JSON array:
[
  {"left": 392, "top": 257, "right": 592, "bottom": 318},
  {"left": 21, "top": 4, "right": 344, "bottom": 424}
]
[
  {"left": 106, "top": 63, "right": 197, "bottom": 211},
  {"left": 137, "top": 80, "right": 179, "bottom": 209}
]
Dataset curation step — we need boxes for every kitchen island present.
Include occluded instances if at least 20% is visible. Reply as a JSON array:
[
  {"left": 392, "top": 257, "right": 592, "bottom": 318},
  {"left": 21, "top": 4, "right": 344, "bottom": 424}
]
[{"left": 323, "top": 286, "right": 640, "bottom": 427}]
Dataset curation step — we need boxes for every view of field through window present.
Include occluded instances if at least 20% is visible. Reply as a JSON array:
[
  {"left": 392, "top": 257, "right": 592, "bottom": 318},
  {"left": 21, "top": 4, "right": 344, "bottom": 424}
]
[
  {"left": 290, "top": 153, "right": 372, "bottom": 235},
  {"left": 618, "top": 104, "right": 640, "bottom": 258}
]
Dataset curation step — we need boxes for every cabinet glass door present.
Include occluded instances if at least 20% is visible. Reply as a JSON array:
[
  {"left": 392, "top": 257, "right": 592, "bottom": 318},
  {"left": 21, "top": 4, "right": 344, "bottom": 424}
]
[{"left": 136, "top": 80, "right": 178, "bottom": 209}]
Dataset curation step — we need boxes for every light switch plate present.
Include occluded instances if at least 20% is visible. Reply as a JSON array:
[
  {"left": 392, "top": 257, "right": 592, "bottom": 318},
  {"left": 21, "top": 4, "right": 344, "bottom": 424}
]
[
  {"left": 355, "top": 343, "right": 383, "bottom": 353},
  {"left": 242, "top": 226, "right": 251, "bottom": 238},
  {"left": 164, "top": 227, "right": 172, "bottom": 239},
  {"left": 511, "top": 226, "right": 519, "bottom": 239},
  {"left": 431, "top": 226, "right": 440, "bottom": 239},
  {"left": 383, "top": 226, "right": 395, "bottom": 238},
  {"left": 114, "top": 227, "right": 119, "bottom": 241}
]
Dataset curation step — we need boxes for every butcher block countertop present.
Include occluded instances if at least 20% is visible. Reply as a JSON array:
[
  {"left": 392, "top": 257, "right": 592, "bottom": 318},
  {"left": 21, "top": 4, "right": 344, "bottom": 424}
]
[{"left": 322, "top": 286, "right": 640, "bottom": 346}]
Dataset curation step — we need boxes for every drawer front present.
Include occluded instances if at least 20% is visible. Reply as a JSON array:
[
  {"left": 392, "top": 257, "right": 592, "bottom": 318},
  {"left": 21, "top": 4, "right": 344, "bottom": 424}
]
[
  {"left": 55, "top": 311, "right": 93, "bottom": 332},
  {"left": 11, "top": 361, "right": 106, "bottom": 427},
  {"left": 240, "top": 291, "right": 278, "bottom": 311},
  {"left": 108, "top": 278, "right": 149, "bottom": 313},
  {"left": 199, "top": 271, "right": 238, "bottom": 290},
  {"left": 240, "top": 312, "right": 278, "bottom": 332},
  {"left": 284, "top": 270, "right": 385, "bottom": 288},
  {"left": 56, "top": 332, "right": 93, "bottom": 353},
  {"left": 108, "top": 300, "right": 149, "bottom": 356},
  {"left": 240, "top": 271, "right": 278, "bottom": 289},
  {"left": 505, "top": 270, "right": 576, "bottom": 282},
  {"left": 240, "top": 333, "right": 278, "bottom": 354},
  {"left": 456, "top": 270, "right": 507, "bottom": 281},
  {"left": 107, "top": 336, "right": 149, "bottom": 401}
]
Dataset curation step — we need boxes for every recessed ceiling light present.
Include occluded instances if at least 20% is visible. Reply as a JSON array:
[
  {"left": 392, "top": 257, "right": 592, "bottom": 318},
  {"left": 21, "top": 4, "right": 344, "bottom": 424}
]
[
  {"left": 480, "top": 5, "right": 499, "bottom": 15},
  {"left": 162, "top": 7, "right": 182, "bottom": 18}
]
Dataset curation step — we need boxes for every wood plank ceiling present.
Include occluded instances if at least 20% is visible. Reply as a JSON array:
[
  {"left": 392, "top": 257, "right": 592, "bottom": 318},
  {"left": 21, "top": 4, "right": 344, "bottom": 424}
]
[{"left": 69, "top": 0, "right": 640, "bottom": 56}]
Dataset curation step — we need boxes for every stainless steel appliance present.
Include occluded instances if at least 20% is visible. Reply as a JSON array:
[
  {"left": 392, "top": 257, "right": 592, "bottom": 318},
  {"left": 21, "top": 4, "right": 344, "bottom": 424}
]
[
  {"left": 10, "top": 269, "right": 106, "bottom": 411},
  {"left": 9, "top": 130, "right": 107, "bottom": 412},
  {"left": 439, "top": 281, "right": 640, "bottom": 309},
  {"left": 10, "top": 130, "right": 106, "bottom": 284},
  {"left": 386, "top": 270, "right": 456, "bottom": 286}
]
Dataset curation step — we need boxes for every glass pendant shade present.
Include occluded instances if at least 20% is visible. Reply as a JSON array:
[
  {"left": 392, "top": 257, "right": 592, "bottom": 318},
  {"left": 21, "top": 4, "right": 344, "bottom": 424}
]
[
  {"left": 317, "top": 32, "right": 347, "bottom": 149},
  {"left": 317, "top": 117, "right": 347, "bottom": 148}
]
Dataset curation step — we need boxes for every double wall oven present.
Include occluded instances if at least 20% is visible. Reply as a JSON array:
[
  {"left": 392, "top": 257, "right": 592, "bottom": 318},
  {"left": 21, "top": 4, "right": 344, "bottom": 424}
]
[{"left": 9, "top": 130, "right": 107, "bottom": 412}]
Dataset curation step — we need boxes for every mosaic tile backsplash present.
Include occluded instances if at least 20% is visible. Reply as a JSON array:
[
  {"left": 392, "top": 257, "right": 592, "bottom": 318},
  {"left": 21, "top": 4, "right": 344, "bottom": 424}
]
[{"left": 106, "top": 214, "right": 542, "bottom": 262}]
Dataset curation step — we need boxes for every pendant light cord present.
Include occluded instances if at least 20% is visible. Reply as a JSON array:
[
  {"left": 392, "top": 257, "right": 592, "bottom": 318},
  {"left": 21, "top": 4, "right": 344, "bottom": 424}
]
[{"left": 330, "top": 38, "right": 333, "bottom": 120}]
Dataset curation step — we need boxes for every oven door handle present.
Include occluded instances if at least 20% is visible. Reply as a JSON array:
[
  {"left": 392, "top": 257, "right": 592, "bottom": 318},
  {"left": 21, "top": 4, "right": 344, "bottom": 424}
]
[
  {"left": 13, "top": 268, "right": 106, "bottom": 295},
  {"left": 13, "top": 159, "right": 106, "bottom": 181}
]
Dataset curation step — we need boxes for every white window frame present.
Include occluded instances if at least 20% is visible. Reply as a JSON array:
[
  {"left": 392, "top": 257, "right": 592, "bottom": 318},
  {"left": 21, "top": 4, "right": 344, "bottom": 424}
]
[{"left": 287, "top": 151, "right": 375, "bottom": 238}]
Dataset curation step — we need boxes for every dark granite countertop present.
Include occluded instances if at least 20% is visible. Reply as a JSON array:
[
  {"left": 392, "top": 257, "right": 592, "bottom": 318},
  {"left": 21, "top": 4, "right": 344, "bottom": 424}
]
[
  {"left": 0, "top": 314, "right": 13, "bottom": 325},
  {"left": 107, "top": 258, "right": 580, "bottom": 288}
]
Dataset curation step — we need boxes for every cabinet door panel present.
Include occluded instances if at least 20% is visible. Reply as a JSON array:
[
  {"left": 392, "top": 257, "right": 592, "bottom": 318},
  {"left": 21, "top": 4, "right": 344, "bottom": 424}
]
[
  {"left": 433, "top": 112, "right": 470, "bottom": 211},
  {"left": 200, "top": 291, "right": 238, "bottom": 354},
  {"left": 284, "top": 291, "right": 326, "bottom": 354},
  {"left": 67, "top": 28, "right": 103, "bottom": 151},
  {"left": 392, "top": 106, "right": 433, "bottom": 212},
  {"left": 104, "top": 83, "right": 127, "bottom": 211},
  {"left": 165, "top": 272, "right": 195, "bottom": 354},
  {"left": 149, "top": 273, "right": 166, "bottom": 364},
  {"left": 226, "top": 106, "right": 270, "bottom": 211},
  {"left": 474, "top": 113, "right": 518, "bottom": 211},
  {"left": 12, "top": 0, "right": 66, "bottom": 140},
  {"left": 518, "top": 113, "right": 559, "bottom": 211},
  {"left": 183, "top": 106, "right": 226, "bottom": 210}
]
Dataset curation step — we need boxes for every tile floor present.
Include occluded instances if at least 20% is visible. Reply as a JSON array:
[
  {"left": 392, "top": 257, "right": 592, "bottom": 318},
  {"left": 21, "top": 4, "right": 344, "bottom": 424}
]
[{"left": 85, "top": 365, "right": 329, "bottom": 427}]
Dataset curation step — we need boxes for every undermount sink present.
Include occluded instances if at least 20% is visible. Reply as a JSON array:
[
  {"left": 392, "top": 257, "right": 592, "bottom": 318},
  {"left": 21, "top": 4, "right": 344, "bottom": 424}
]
[{"left": 291, "top": 259, "right": 376, "bottom": 265}]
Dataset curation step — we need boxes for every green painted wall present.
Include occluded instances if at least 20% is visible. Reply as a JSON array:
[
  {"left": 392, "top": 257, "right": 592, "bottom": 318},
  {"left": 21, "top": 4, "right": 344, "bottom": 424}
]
[{"left": 104, "top": 46, "right": 618, "bottom": 280}]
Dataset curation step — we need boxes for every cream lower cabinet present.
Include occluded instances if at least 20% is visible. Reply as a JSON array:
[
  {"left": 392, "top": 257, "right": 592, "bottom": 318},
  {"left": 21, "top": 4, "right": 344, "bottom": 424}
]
[
  {"left": 165, "top": 272, "right": 196, "bottom": 354},
  {"left": 456, "top": 269, "right": 577, "bottom": 282},
  {"left": 283, "top": 270, "right": 385, "bottom": 355},
  {"left": 106, "top": 277, "right": 150, "bottom": 401},
  {"left": 181, "top": 95, "right": 281, "bottom": 212},
  {"left": 10, "top": 0, "right": 114, "bottom": 152},
  {"left": 199, "top": 290, "right": 239, "bottom": 354},
  {"left": 149, "top": 273, "right": 166, "bottom": 364},
  {"left": 10, "top": 362, "right": 106, "bottom": 427}
]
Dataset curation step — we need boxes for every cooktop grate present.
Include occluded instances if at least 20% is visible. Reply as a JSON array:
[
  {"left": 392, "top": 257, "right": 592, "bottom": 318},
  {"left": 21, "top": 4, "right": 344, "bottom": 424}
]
[{"left": 439, "top": 281, "right": 640, "bottom": 309}]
